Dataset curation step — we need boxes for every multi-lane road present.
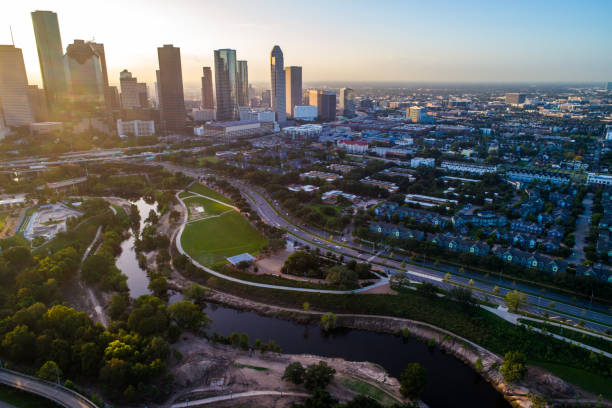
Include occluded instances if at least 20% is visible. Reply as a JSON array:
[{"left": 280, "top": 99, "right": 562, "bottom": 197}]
[{"left": 160, "top": 162, "right": 612, "bottom": 333}]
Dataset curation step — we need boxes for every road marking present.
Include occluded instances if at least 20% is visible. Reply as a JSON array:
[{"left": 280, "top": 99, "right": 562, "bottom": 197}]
[{"left": 406, "top": 270, "right": 443, "bottom": 282}]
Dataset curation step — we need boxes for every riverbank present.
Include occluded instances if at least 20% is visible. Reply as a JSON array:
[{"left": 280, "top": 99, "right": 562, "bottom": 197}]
[
  {"left": 165, "top": 332, "right": 409, "bottom": 408},
  {"left": 177, "top": 282, "right": 603, "bottom": 408}
]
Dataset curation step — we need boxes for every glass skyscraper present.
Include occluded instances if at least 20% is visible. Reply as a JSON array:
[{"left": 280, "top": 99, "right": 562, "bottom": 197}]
[
  {"left": 236, "top": 60, "right": 249, "bottom": 107},
  {"left": 157, "top": 44, "right": 186, "bottom": 132},
  {"left": 270, "top": 45, "right": 286, "bottom": 122},
  {"left": 31, "top": 10, "right": 66, "bottom": 111},
  {"left": 214, "top": 49, "right": 238, "bottom": 121}
]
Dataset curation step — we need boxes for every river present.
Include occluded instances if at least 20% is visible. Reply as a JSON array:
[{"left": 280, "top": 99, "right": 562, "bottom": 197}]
[
  {"left": 115, "top": 198, "right": 158, "bottom": 298},
  {"left": 201, "top": 303, "right": 509, "bottom": 408}
]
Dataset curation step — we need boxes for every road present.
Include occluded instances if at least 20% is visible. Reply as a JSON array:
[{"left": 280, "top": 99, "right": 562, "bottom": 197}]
[
  {"left": 0, "top": 368, "right": 97, "bottom": 408},
  {"left": 161, "top": 162, "right": 612, "bottom": 333}
]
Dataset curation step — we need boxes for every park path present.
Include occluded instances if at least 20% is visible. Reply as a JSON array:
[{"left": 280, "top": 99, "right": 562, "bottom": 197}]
[
  {"left": 175, "top": 192, "right": 390, "bottom": 294},
  {"left": 170, "top": 390, "right": 310, "bottom": 407},
  {"left": 80, "top": 225, "right": 109, "bottom": 327}
]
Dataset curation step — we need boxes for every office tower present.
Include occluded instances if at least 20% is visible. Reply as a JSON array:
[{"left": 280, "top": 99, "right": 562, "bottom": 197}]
[
  {"left": 27, "top": 85, "right": 49, "bottom": 122},
  {"left": 505, "top": 93, "right": 526, "bottom": 105},
  {"left": 285, "top": 66, "right": 302, "bottom": 117},
  {"left": 0, "top": 45, "right": 34, "bottom": 126},
  {"left": 157, "top": 44, "right": 186, "bottom": 132},
  {"left": 407, "top": 106, "right": 431, "bottom": 123},
  {"left": 270, "top": 45, "right": 286, "bottom": 122},
  {"left": 64, "top": 40, "right": 106, "bottom": 103},
  {"left": 214, "top": 49, "right": 238, "bottom": 121},
  {"left": 236, "top": 60, "right": 249, "bottom": 107},
  {"left": 31, "top": 10, "right": 66, "bottom": 110},
  {"left": 309, "top": 90, "right": 336, "bottom": 121},
  {"left": 120, "top": 69, "right": 148, "bottom": 108},
  {"left": 339, "top": 87, "right": 355, "bottom": 117},
  {"left": 107, "top": 86, "right": 121, "bottom": 110},
  {"left": 200, "top": 67, "right": 214, "bottom": 109},
  {"left": 262, "top": 89, "right": 271, "bottom": 107},
  {"left": 607, "top": 82, "right": 612, "bottom": 91}
]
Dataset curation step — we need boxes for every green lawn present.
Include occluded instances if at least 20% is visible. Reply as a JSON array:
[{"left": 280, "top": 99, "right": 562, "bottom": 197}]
[
  {"left": 0, "top": 384, "right": 60, "bottom": 408},
  {"left": 531, "top": 360, "right": 612, "bottom": 400},
  {"left": 184, "top": 196, "right": 232, "bottom": 216},
  {"left": 187, "top": 183, "right": 232, "bottom": 205},
  {"left": 181, "top": 211, "right": 267, "bottom": 266},
  {"left": 306, "top": 204, "right": 341, "bottom": 222},
  {"left": 198, "top": 156, "right": 220, "bottom": 165},
  {"left": 340, "top": 377, "right": 400, "bottom": 406}
]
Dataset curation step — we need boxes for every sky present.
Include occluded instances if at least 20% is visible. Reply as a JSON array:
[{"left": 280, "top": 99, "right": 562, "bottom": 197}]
[{"left": 1, "top": 0, "right": 612, "bottom": 89}]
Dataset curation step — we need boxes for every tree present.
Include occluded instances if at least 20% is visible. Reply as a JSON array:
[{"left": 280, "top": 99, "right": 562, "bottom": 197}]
[
  {"left": 448, "top": 287, "right": 477, "bottom": 309},
  {"left": 500, "top": 351, "right": 527, "bottom": 383},
  {"left": 168, "top": 300, "right": 210, "bottom": 331},
  {"left": 283, "top": 362, "right": 306, "bottom": 384},
  {"left": 320, "top": 313, "right": 337, "bottom": 331},
  {"left": 37, "top": 361, "right": 61, "bottom": 382},
  {"left": 127, "top": 295, "right": 169, "bottom": 336},
  {"left": 81, "top": 254, "right": 112, "bottom": 284},
  {"left": 416, "top": 282, "right": 438, "bottom": 298},
  {"left": 2, "top": 325, "right": 36, "bottom": 361},
  {"left": 148, "top": 276, "right": 168, "bottom": 298},
  {"left": 304, "top": 361, "right": 336, "bottom": 391},
  {"left": 400, "top": 363, "right": 427, "bottom": 399},
  {"left": 325, "top": 265, "right": 358, "bottom": 289},
  {"left": 184, "top": 284, "right": 208, "bottom": 305},
  {"left": 108, "top": 293, "right": 130, "bottom": 320},
  {"left": 505, "top": 290, "right": 526, "bottom": 313}
]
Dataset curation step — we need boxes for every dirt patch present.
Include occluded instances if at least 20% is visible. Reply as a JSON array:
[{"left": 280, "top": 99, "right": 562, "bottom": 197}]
[
  {"left": 255, "top": 250, "right": 291, "bottom": 275},
  {"left": 165, "top": 332, "right": 406, "bottom": 408},
  {"left": 359, "top": 282, "right": 397, "bottom": 295}
]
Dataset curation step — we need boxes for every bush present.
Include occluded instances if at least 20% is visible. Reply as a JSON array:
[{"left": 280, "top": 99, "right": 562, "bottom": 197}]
[
  {"left": 500, "top": 351, "right": 527, "bottom": 383},
  {"left": 400, "top": 362, "right": 427, "bottom": 399},
  {"left": 283, "top": 362, "right": 306, "bottom": 384}
]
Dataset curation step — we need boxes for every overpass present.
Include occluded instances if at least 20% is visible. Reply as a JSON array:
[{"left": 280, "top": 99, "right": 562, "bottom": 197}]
[{"left": 0, "top": 368, "right": 98, "bottom": 408}]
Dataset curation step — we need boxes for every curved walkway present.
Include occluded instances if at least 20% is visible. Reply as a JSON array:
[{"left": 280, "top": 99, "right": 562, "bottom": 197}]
[
  {"left": 170, "top": 390, "right": 309, "bottom": 407},
  {"left": 0, "top": 368, "right": 97, "bottom": 408},
  {"left": 175, "top": 191, "right": 389, "bottom": 294}
]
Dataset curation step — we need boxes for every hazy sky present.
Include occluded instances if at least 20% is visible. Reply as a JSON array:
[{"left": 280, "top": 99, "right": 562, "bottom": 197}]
[{"left": 2, "top": 0, "right": 612, "bottom": 89}]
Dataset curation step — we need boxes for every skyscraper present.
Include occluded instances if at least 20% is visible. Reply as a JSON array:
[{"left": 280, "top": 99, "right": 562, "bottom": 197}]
[
  {"left": 120, "top": 69, "right": 148, "bottom": 109},
  {"left": 285, "top": 66, "right": 302, "bottom": 118},
  {"left": 200, "top": 67, "right": 214, "bottom": 109},
  {"left": 31, "top": 10, "right": 66, "bottom": 110},
  {"left": 0, "top": 45, "right": 34, "bottom": 126},
  {"left": 270, "top": 45, "right": 286, "bottom": 122},
  {"left": 214, "top": 49, "right": 238, "bottom": 121},
  {"left": 63, "top": 40, "right": 105, "bottom": 103},
  {"left": 27, "top": 85, "right": 49, "bottom": 122},
  {"left": 339, "top": 87, "right": 355, "bottom": 117},
  {"left": 236, "top": 60, "right": 249, "bottom": 107},
  {"left": 157, "top": 44, "right": 186, "bottom": 132},
  {"left": 309, "top": 90, "right": 336, "bottom": 121}
]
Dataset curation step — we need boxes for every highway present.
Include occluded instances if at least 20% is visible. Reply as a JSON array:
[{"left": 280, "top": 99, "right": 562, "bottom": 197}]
[
  {"left": 159, "top": 161, "right": 612, "bottom": 333},
  {"left": 0, "top": 368, "right": 97, "bottom": 408}
]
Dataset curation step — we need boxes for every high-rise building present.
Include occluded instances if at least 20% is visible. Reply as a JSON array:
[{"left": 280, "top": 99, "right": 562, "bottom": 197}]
[
  {"left": 607, "top": 82, "right": 612, "bottom": 91},
  {"left": 505, "top": 93, "right": 526, "bottom": 105},
  {"left": 157, "top": 44, "right": 186, "bottom": 132},
  {"left": 309, "top": 90, "right": 336, "bottom": 121},
  {"left": 270, "top": 45, "right": 286, "bottom": 122},
  {"left": 285, "top": 66, "right": 302, "bottom": 117},
  {"left": 200, "top": 67, "right": 214, "bottom": 109},
  {"left": 236, "top": 60, "right": 249, "bottom": 107},
  {"left": 339, "top": 87, "right": 355, "bottom": 117},
  {"left": 63, "top": 40, "right": 106, "bottom": 103},
  {"left": 31, "top": 10, "right": 66, "bottom": 110},
  {"left": 261, "top": 89, "right": 271, "bottom": 107},
  {"left": 27, "top": 85, "right": 49, "bottom": 122},
  {"left": 0, "top": 45, "right": 34, "bottom": 126},
  {"left": 407, "top": 106, "right": 433, "bottom": 123},
  {"left": 120, "top": 69, "right": 148, "bottom": 108},
  {"left": 214, "top": 49, "right": 238, "bottom": 121}
]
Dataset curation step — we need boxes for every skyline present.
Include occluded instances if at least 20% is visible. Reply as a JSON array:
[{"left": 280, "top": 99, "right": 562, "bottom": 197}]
[{"left": 1, "top": 0, "right": 612, "bottom": 89}]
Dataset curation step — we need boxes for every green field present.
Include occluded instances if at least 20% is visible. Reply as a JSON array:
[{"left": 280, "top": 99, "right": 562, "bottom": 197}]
[
  {"left": 184, "top": 196, "right": 232, "bottom": 216},
  {"left": 198, "top": 156, "right": 220, "bottom": 165},
  {"left": 306, "top": 204, "right": 342, "bottom": 222},
  {"left": 187, "top": 183, "right": 232, "bottom": 204},
  {"left": 181, "top": 211, "right": 267, "bottom": 266},
  {"left": 531, "top": 360, "right": 612, "bottom": 400}
]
